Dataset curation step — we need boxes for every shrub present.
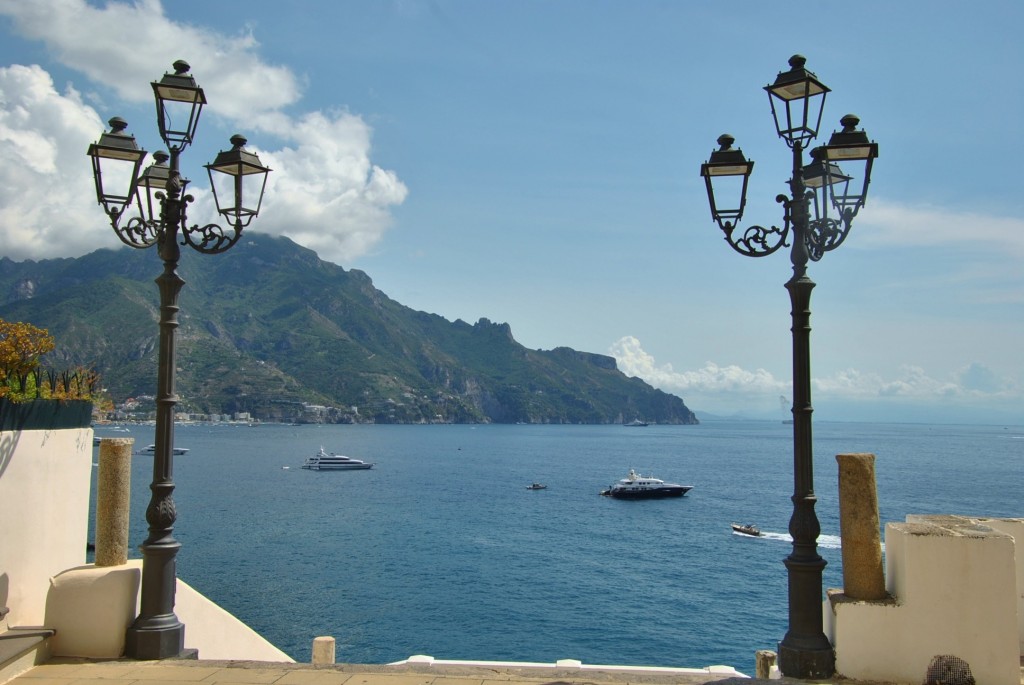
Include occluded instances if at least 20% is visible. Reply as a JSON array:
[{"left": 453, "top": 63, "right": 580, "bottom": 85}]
[{"left": 0, "top": 319, "right": 101, "bottom": 403}]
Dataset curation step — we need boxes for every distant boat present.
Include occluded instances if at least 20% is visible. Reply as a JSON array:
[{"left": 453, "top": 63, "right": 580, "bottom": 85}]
[
  {"left": 600, "top": 469, "right": 692, "bottom": 499},
  {"left": 623, "top": 419, "right": 649, "bottom": 427},
  {"left": 731, "top": 523, "right": 762, "bottom": 537},
  {"left": 141, "top": 444, "right": 189, "bottom": 455},
  {"left": 302, "top": 446, "right": 373, "bottom": 471},
  {"left": 526, "top": 482, "right": 547, "bottom": 490}
]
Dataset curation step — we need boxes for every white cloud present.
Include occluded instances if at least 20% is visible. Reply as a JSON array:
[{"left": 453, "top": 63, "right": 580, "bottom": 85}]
[
  {"left": 0, "top": 64, "right": 105, "bottom": 260},
  {"left": 255, "top": 111, "right": 409, "bottom": 264},
  {"left": 609, "top": 336, "right": 1021, "bottom": 413},
  {"left": 0, "top": 0, "right": 301, "bottom": 120},
  {"left": 0, "top": 0, "right": 407, "bottom": 264},
  {"left": 855, "top": 197, "right": 1024, "bottom": 258},
  {"left": 610, "top": 336, "right": 786, "bottom": 395}
]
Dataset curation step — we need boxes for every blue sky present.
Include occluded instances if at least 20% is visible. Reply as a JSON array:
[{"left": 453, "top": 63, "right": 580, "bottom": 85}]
[{"left": 1, "top": 0, "right": 1022, "bottom": 424}]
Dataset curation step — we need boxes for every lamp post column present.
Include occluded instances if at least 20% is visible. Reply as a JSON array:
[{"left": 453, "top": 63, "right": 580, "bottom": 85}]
[
  {"left": 778, "top": 141, "right": 834, "bottom": 678},
  {"left": 125, "top": 149, "right": 188, "bottom": 660}
]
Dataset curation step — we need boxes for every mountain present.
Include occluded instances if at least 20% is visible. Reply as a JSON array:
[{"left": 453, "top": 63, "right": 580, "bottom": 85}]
[{"left": 0, "top": 234, "right": 697, "bottom": 425}]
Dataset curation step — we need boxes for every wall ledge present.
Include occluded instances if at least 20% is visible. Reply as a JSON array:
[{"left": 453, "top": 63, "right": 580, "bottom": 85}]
[
  {"left": 0, "top": 400, "right": 92, "bottom": 431},
  {"left": 827, "top": 588, "right": 898, "bottom": 610}
]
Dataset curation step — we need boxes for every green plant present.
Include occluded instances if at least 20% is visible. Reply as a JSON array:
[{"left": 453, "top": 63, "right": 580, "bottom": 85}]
[{"left": 0, "top": 318, "right": 101, "bottom": 403}]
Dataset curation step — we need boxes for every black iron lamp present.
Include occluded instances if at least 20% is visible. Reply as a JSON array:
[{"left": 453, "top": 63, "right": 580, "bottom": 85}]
[
  {"left": 821, "top": 114, "right": 878, "bottom": 220},
  {"left": 801, "top": 146, "right": 854, "bottom": 256},
  {"left": 131, "top": 150, "right": 171, "bottom": 245},
  {"left": 698, "top": 55, "right": 878, "bottom": 679},
  {"left": 205, "top": 134, "right": 271, "bottom": 230},
  {"left": 86, "top": 117, "right": 147, "bottom": 226},
  {"left": 765, "top": 54, "right": 830, "bottom": 147},
  {"left": 86, "top": 60, "right": 271, "bottom": 661},
  {"left": 152, "top": 60, "right": 206, "bottom": 150},
  {"left": 700, "top": 134, "right": 755, "bottom": 236}
]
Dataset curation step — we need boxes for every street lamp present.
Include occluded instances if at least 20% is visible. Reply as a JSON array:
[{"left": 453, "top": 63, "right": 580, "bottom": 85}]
[
  {"left": 699, "top": 55, "right": 878, "bottom": 679},
  {"left": 87, "top": 60, "right": 271, "bottom": 660}
]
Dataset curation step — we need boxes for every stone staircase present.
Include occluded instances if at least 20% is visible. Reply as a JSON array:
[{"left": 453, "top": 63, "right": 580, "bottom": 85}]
[{"left": 0, "top": 619, "right": 54, "bottom": 685}]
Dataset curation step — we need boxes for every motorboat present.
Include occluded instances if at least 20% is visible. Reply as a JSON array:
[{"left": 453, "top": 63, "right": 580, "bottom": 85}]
[
  {"left": 526, "top": 482, "right": 547, "bottom": 490},
  {"left": 302, "top": 447, "right": 373, "bottom": 471},
  {"left": 600, "top": 468, "right": 692, "bottom": 499},
  {"left": 731, "top": 523, "right": 762, "bottom": 537},
  {"left": 141, "top": 444, "right": 189, "bottom": 455},
  {"left": 623, "top": 419, "right": 649, "bottom": 427}
]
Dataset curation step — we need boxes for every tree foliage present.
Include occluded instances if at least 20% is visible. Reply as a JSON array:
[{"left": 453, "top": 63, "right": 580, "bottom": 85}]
[
  {"left": 0, "top": 318, "right": 100, "bottom": 403},
  {"left": 0, "top": 319, "right": 54, "bottom": 381}
]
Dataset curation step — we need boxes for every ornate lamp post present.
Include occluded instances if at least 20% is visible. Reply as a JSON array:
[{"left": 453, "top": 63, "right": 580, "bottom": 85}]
[
  {"left": 87, "top": 60, "right": 271, "bottom": 660},
  {"left": 699, "top": 55, "right": 878, "bottom": 679}
]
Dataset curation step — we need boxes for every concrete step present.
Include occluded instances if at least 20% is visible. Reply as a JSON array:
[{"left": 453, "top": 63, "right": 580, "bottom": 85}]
[{"left": 0, "top": 628, "right": 54, "bottom": 685}]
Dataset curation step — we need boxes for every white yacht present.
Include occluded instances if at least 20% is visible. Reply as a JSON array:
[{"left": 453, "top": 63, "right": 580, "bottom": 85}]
[
  {"left": 141, "top": 444, "right": 189, "bottom": 455},
  {"left": 302, "top": 447, "right": 373, "bottom": 471},
  {"left": 601, "top": 468, "right": 692, "bottom": 499}
]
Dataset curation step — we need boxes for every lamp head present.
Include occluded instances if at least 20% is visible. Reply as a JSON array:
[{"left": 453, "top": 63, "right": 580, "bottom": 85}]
[
  {"left": 803, "top": 146, "right": 853, "bottom": 224},
  {"left": 700, "top": 133, "right": 754, "bottom": 231},
  {"left": 765, "top": 55, "right": 830, "bottom": 148},
  {"left": 86, "top": 117, "right": 148, "bottom": 225},
  {"left": 135, "top": 150, "right": 176, "bottom": 225},
  {"left": 205, "top": 134, "right": 272, "bottom": 229},
  {"left": 822, "top": 114, "right": 878, "bottom": 218},
  {"left": 152, "top": 60, "right": 206, "bottom": 150}
]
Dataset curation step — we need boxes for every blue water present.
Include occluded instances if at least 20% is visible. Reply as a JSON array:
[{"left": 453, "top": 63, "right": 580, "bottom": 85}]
[{"left": 90, "top": 420, "right": 1023, "bottom": 672}]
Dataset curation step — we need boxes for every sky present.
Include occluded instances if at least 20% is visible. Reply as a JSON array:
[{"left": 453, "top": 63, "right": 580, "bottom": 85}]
[{"left": 0, "top": 0, "right": 1022, "bottom": 425}]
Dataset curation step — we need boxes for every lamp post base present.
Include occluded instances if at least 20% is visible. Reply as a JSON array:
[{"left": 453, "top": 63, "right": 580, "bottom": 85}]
[
  {"left": 778, "top": 639, "right": 835, "bottom": 679},
  {"left": 124, "top": 621, "right": 187, "bottom": 660}
]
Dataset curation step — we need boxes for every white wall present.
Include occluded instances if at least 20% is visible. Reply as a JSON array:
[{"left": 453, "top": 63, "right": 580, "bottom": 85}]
[
  {"left": 0, "top": 426, "right": 92, "bottom": 627},
  {"left": 975, "top": 517, "right": 1024, "bottom": 654},
  {"left": 828, "top": 515, "right": 1021, "bottom": 685},
  {"left": 177, "top": 577, "right": 293, "bottom": 661},
  {"left": 44, "top": 560, "right": 293, "bottom": 662}
]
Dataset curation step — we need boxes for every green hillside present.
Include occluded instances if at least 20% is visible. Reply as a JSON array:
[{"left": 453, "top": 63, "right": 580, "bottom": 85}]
[{"left": 0, "top": 235, "right": 697, "bottom": 425}]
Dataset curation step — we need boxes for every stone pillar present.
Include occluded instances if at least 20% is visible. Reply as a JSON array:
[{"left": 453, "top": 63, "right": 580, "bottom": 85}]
[
  {"left": 755, "top": 650, "right": 777, "bottom": 679},
  {"left": 836, "top": 453, "right": 886, "bottom": 599},
  {"left": 95, "top": 437, "right": 133, "bottom": 567},
  {"left": 312, "top": 636, "right": 336, "bottom": 665}
]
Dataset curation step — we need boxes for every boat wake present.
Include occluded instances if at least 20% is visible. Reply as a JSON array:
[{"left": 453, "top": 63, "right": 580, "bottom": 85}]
[{"left": 754, "top": 531, "right": 843, "bottom": 550}]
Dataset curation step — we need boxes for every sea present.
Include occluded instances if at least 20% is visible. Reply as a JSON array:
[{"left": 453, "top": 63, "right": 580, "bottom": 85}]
[{"left": 89, "top": 420, "right": 1023, "bottom": 673}]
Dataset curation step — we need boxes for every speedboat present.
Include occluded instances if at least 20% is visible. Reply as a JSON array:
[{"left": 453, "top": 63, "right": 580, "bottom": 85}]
[
  {"left": 141, "top": 444, "right": 189, "bottom": 455},
  {"left": 600, "top": 468, "right": 692, "bottom": 499},
  {"left": 302, "top": 447, "right": 373, "bottom": 471},
  {"left": 731, "top": 523, "right": 762, "bottom": 537},
  {"left": 623, "top": 419, "right": 649, "bottom": 427},
  {"left": 526, "top": 482, "right": 547, "bottom": 490}
]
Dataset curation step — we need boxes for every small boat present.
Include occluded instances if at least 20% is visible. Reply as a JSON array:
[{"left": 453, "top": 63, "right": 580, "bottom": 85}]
[
  {"left": 141, "top": 444, "right": 189, "bottom": 455},
  {"left": 302, "top": 446, "right": 373, "bottom": 471},
  {"left": 731, "top": 523, "right": 762, "bottom": 537},
  {"left": 623, "top": 419, "right": 649, "bottom": 427},
  {"left": 526, "top": 483, "right": 547, "bottom": 490},
  {"left": 600, "top": 469, "right": 692, "bottom": 499}
]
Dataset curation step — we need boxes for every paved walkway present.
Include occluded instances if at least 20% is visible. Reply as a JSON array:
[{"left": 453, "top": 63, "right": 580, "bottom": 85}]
[
  {"left": 10, "top": 656, "right": 1022, "bottom": 685},
  {"left": 8, "top": 659, "right": 760, "bottom": 685}
]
